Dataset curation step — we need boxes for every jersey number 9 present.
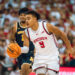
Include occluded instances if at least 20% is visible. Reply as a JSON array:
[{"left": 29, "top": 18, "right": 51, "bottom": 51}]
[{"left": 39, "top": 41, "right": 45, "bottom": 48}]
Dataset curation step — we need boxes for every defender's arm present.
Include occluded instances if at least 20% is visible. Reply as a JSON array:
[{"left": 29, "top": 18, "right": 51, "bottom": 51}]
[{"left": 21, "top": 31, "right": 29, "bottom": 53}]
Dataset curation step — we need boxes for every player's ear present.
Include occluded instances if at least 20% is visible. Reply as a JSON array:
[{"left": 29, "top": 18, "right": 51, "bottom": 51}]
[
  {"left": 31, "top": 15, "right": 36, "bottom": 20},
  {"left": 33, "top": 16, "right": 37, "bottom": 21}
]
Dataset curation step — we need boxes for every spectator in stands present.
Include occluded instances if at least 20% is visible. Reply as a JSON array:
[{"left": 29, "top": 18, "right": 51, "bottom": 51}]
[
  {"left": 9, "top": 64, "right": 20, "bottom": 75},
  {"left": 58, "top": 39, "right": 66, "bottom": 54},
  {"left": 0, "top": 1, "right": 75, "bottom": 74},
  {"left": 50, "top": 7, "right": 61, "bottom": 19},
  {"left": 0, "top": 10, "right": 5, "bottom": 27}
]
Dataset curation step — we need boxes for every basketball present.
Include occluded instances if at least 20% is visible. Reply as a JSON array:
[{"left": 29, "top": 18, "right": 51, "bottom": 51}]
[{"left": 7, "top": 43, "right": 21, "bottom": 58}]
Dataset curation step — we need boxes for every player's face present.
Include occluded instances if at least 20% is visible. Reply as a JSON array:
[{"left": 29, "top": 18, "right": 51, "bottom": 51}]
[
  {"left": 25, "top": 14, "right": 36, "bottom": 27},
  {"left": 19, "top": 13, "right": 26, "bottom": 23}
]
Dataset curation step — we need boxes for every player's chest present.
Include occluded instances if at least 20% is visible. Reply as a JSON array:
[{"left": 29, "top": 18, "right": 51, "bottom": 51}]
[
  {"left": 30, "top": 30, "right": 50, "bottom": 44},
  {"left": 30, "top": 29, "right": 47, "bottom": 39}
]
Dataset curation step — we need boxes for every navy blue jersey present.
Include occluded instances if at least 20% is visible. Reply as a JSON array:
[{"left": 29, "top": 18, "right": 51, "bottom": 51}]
[
  {"left": 15, "top": 22, "right": 25, "bottom": 47},
  {"left": 15, "top": 22, "right": 34, "bottom": 69}
]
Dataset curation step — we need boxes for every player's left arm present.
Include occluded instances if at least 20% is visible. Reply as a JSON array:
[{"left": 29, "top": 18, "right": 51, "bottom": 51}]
[{"left": 46, "top": 23, "right": 73, "bottom": 54}]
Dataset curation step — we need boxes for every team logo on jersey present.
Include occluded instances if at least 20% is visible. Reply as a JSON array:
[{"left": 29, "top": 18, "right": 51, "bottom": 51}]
[
  {"left": 30, "top": 57, "right": 33, "bottom": 62},
  {"left": 36, "top": 31, "right": 44, "bottom": 35},
  {"left": 33, "top": 37, "right": 47, "bottom": 43},
  {"left": 18, "top": 31, "right": 24, "bottom": 34}
]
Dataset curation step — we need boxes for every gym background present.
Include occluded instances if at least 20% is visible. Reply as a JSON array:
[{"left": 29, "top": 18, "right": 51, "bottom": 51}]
[{"left": 0, "top": 0, "right": 75, "bottom": 75}]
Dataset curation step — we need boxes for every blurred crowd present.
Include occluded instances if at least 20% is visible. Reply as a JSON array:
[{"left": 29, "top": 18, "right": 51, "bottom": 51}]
[{"left": 0, "top": 0, "right": 75, "bottom": 75}]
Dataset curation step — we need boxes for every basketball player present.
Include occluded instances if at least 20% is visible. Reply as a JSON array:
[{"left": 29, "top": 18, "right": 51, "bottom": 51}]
[
  {"left": 22, "top": 10, "right": 74, "bottom": 75},
  {"left": 9, "top": 8, "right": 34, "bottom": 75}
]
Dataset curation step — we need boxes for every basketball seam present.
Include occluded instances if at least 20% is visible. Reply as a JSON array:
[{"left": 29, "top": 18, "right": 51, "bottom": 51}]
[
  {"left": 7, "top": 48, "right": 17, "bottom": 57},
  {"left": 8, "top": 47, "right": 14, "bottom": 53},
  {"left": 9, "top": 44, "right": 19, "bottom": 54},
  {"left": 8, "top": 47, "right": 16, "bottom": 55}
]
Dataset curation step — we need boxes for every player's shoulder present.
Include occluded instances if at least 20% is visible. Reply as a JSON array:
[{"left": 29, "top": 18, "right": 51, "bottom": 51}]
[
  {"left": 38, "top": 19, "right": 47, "bottom": 23},
  {"left": 38, "top": 20, "right": 47, "bottom": 26}
]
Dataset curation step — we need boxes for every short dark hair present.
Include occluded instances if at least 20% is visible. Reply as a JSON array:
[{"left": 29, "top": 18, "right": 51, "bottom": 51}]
[
  {"left": 26, "top": 10, "right": 40, "bottom": 20},
  {"left": 19, "top": 7, "right": 29, "bottom": 15}
]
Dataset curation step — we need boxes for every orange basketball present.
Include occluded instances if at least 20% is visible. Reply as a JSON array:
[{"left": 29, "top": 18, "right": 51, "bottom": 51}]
[{"left": 7, "top": 43, "right": 21, "bottom": 58}]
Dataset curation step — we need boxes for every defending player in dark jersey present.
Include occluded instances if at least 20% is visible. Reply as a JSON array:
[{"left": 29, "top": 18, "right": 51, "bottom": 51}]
[{"left": 9, "top": 8, "right": 34, "bottom": 75}]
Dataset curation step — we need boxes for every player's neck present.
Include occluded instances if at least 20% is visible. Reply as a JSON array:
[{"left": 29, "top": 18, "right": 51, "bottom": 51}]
[{"left": 31, "top": 21, "right": 38, "bottom": 31}]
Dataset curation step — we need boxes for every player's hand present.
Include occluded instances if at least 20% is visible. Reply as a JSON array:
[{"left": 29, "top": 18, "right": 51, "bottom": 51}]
[
  {"left": 66, "top": 48, "right": 75, "bottom": 57},
  {"left": 66, "top": 48, "right": 73, "bottom": 55},
  {"left": 71, "top": 48, "right": 75, "bottom": 57}
]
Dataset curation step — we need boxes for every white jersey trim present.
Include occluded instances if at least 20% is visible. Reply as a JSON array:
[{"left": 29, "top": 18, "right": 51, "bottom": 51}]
[{"left": 42, "top": 21, "right": 52, "bottom": 35}]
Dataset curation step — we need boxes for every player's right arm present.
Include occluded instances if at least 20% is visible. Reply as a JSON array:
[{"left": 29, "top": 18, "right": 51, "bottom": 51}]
[
  {"left": 21, "top": 31, "right": 30, "bottom": 53},
  {"left": 23, "top": 31, "right": 29, "bottom": 47},
  {"left": 9, "top": 23, "right": 17, "bottom": 43}
]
